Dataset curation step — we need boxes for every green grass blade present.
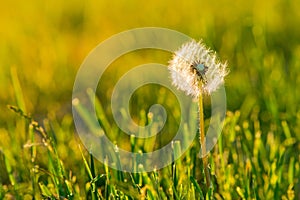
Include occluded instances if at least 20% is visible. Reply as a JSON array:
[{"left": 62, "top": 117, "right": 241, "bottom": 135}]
[
  {"left": 39, "top": 182, "right": 54, "bottom": 198},
  {"left": 10, "top": 67, "right": 26, "bottom": 112},
  {"left": 190, "top": 176, "right": 204, "bottom": 200},
  {"left": 4, "top": 153, "right": 16, "bottom": 187},
  {"left": 79, "top": 145, "right": 93, "bottom": 180},
  {"left": 87, "top": 88, "right": 111, "bottom": 133}
]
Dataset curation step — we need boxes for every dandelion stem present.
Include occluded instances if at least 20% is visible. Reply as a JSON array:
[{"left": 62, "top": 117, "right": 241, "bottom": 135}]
[{"left": 198, "top": 83, "right": 211, "bottom": 188}]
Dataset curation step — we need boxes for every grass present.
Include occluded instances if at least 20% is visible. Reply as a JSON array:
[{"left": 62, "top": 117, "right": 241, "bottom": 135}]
[{"left": 1, "top": 0, "right": 299, "bottom": 199}]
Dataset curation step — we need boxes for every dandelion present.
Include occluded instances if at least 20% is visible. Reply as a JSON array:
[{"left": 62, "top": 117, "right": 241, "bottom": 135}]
[
  {"left": 168, "top": 40, "right": 228, "bottom": 97},
  {"left": 168, "top": 39, "right": 228, "bottom": 187}
]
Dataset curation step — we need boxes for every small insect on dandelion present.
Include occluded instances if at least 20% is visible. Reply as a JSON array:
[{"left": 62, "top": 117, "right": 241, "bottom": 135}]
[
  {"left": 191, "top": 62, "right": 208, "bottom": 83},
  {"left": 168, "top": 39, "right": 229, "bottom": 188}
]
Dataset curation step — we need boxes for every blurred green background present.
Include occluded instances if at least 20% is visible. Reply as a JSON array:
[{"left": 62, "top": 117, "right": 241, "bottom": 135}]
[
  {"left": 1, "top": 0, "right": 299, "bottom": 121},
  {"left": 0, "top": 0, "right": 299, "bottom": 198}
]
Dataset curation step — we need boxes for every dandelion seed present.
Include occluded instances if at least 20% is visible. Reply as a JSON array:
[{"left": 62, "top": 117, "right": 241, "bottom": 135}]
[{"left": 168, "top": 39, "right": 228, "bottom": 97}]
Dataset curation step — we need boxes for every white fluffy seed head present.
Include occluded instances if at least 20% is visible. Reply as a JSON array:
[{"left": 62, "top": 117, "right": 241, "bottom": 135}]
[{"left": 168, "top": 40, "right": 228, "bottom": 97}]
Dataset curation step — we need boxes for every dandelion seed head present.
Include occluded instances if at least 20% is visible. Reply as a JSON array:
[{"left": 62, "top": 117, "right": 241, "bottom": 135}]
[{"left": 168, "top": 40, "right": 228, "bottom": 97}]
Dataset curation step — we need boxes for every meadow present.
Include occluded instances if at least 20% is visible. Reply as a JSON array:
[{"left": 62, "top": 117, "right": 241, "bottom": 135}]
[{"left": 0, "top": 0, "right": 299, "bottom": 199}]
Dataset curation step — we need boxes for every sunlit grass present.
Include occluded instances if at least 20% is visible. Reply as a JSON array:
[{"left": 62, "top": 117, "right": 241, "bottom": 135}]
[{"left": 1, "top": 0, "right": 299, "bottom": 199}]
